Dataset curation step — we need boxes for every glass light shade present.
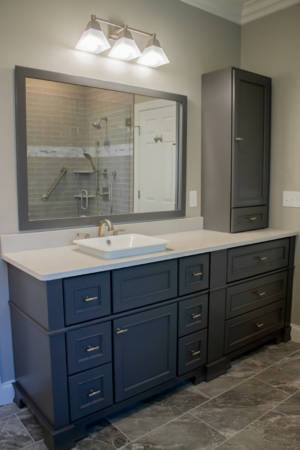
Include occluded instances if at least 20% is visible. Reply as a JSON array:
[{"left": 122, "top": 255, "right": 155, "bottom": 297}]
[
  {"left": 137, "top": 35, "right": 169, "bottom": 68},
  {"left": 109, "top": 27, "right": 141, "bottom": 61},
  {"left": 76, "top": 19, "right": 111, "bottom": 54}
]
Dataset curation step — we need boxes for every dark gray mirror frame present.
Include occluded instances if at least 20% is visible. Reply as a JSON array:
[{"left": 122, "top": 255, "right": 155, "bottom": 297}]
[{"left": 15, "top": 66, "right": 187, "bottom": 231}]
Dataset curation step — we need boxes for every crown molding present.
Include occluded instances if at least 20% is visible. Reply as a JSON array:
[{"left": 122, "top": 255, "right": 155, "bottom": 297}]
[
  {"left": 180, "top": 0, "right": 243, "bottom": 24},
  {"left": 180, "top": 0, "right": 300, "bottom": 24},
  {"left": 242, "top": 0, "right": 300, "bottom": 24}
]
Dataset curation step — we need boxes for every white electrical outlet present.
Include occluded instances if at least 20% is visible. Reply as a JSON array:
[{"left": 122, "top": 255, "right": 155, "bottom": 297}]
[
  {"left": 283, "top": 191, "right": 300, "bottom": 207},
  {"left": 189, "top": 190, "right": 198, "bottom": 208}
]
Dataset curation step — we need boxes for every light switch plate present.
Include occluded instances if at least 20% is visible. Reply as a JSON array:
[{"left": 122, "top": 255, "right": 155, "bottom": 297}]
[
  {"left": 189, "top": 190, "right": 198, "bottom": 208},
  {"left": 283, "top": 191, "right": 300, "bottom": 207}
]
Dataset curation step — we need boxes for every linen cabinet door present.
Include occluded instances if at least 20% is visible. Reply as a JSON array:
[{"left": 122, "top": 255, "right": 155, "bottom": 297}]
[
  {"left": 113, "top": 304, "right": 177, "bottom": 402},
  {"left": 232, "top": 69, "right": 271, "bottom": 208}
]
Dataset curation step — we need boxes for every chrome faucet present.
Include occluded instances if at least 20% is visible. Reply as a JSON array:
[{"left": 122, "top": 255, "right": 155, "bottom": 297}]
[{"left": 98, "top": 219, "right": 114, "bottom": 237}]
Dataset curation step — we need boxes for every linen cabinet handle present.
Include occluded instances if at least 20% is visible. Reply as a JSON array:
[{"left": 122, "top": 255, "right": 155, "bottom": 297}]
[
  {"left": 235, "top": 137, "right": 244, "bottom": 142},
  {"left": 191, "top": 313, "right": 202, "bottom": 320},
  {"left": 191, "top": 350, "right": 201, "bottom": 357},
  {"left": 116, "top": 328, "right": 128, "bottom": 335},
  {"left": 258, "top": 256, "right": 268, "bottom": 262},
  {"left": 248, "top": 216, "right": 257, "bottom": 222},
  {"left": 256, "top": 291, "right": 267, "bottom": 297},
  {"left": 192, "top": 272, "right": 203, "bottom": 277},
  {"left": 256, "top": 322, "right": 264, "bottom": 329}
]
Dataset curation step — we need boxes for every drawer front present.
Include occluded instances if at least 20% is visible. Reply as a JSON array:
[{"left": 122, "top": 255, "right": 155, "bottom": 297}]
[
  {"left": 231, "top": 206, "right": 268, "bottom": 233},
  {"left": 178, "top": 294, "right": 208, "bottom": 337},
  {"left": 178, "top": 330, "right": 207, "bottom": 375},
  {"left": 179, "top": 254, "right": 209, "bottom": 296},
  {"left": 225, "top": 302, "right": 285, "bottom": 354},
  {"left": 227, "top": 238, "right": 290, "bottom": 282},
  {"left": 112, "top": 260, "right": 178, "bottom": 313},
  {"left": 226, "top": 272, "right": 287, "bottom": 319},
  {"left": 64, "top": 272, "right": 111, "bottom": 325},
  {"left": 69, "top": 364, "right": 113, "bottom": 421},
  {"left": 67, "top": 322, "right": 112, "bottom": 375}
]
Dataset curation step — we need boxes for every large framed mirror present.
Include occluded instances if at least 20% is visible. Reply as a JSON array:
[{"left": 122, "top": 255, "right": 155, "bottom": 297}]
[{"left": 15, "top": 66, "right": 187, "bottom": 230}]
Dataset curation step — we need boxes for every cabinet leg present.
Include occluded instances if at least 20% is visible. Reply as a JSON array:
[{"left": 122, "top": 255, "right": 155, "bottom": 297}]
[{"left": 191, "top": 375, "right": 203, "bottom": 385}]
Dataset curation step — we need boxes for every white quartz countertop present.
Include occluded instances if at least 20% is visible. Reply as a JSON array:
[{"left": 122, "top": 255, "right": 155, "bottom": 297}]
[{"left": 1, "top": 228, "right": 298, "bottom": 281}]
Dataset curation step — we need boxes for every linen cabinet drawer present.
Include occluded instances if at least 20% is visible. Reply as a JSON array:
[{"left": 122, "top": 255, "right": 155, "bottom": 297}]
[
  {"left": 178, "top": 294, "right": 208, "bottom": 337},
  {"left": 112, "top": 260, "right": 177, "bottom": 313},
  {"left": 226, "top": 272, "right": 287, "bottom": 319},
  {"left": 69, "top": 364, "right": 113, "bottom": 421},
  {"left": 179, "top": 254, "right": 209, "bottom": 296},
  {"left": 178, "top": 330, "right": 207, "bottom": 375},
  {"left": 231, "top": 206, "right": 268, "bottom": 233},
  {"left": 225, "top": 302, "right": 285, "bottom": 354},
  {"left": 64, "top": 272, "right": 111, "bottom": 325},
  {"left": 227, "top": 238, "right": 290, "bottom": 282},
  {"left": 66, "top": 322, "right": 112, "bottom": 375}
]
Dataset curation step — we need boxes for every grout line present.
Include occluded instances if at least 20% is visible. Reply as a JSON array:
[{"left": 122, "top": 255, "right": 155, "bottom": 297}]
[
  {"left": 109, "top": 419, "right": 133, "bottom": 444},
  {"left": 214, "top": 388, "right": 299, "bottom": 448},
  {"left": 13, "top": 413, "right": 35, "bottom": 446}
]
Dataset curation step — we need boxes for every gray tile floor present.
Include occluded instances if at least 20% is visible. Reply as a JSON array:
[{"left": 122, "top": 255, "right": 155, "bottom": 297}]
[{"left": 1, "top": 341, "right": 300, "bottom": 450}]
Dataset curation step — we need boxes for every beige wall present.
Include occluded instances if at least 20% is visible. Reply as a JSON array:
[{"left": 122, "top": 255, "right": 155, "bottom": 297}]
[
  {"left": 0, "top": 0, "right": 241, "bottom": 235},
  {"left": 241, "top": 4, "right": 300, "bottom": 325}
]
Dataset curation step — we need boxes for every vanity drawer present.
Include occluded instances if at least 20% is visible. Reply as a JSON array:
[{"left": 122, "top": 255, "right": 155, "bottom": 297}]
[
  {"left": 227, "top": 238, "right": 290, "bottom": 282},
  {"left": 231, "top": 206, "right": 268, "bottom": 233},
  {"left": 69, "top": 364, "right": 113, "bottom": 421},
  {"left": 64, "top": 272, "right": 111, "bottom": 325},
  {"left": 66, "top": 322, "right": 112, "bottom": 375},
  {"left": 225, "top": 302, "right": 285, "bottom": 354},
  {"left": 226, "top": 272, "right": 288, "bottom": 319},
  {"left": 178, "top": 294, "right": 208, "bottom": 337},
  {"left": 179, "top": 254, "right": 209, "bottom": 296},
  {"left": 178, "top": 330, "right": 207, "bottom": 375},
  {"left": 112, "top": 260, "right": 177, "bottom": 313}
]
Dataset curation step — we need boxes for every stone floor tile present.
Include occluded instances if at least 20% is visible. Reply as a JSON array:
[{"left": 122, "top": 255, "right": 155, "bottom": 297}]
[
  {"left": 192, "top": 377, "right": 288, "bottom": 438},
  {"left": 125, "top": 412, "right": 225, "bottom": 450},
  {"left": 0, "top": 414, "right": 33, "bottom": 449},
  {"left": 17, "top": 408, "right": 44, "bottom": 442},
  {"left": 73, "top": 419, "right": 129, "bottom": 450}
]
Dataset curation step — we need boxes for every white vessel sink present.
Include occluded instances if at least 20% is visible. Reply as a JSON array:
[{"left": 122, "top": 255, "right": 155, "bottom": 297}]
[{"left": 74, "top": 234, "right": 169, "bottom": 259}]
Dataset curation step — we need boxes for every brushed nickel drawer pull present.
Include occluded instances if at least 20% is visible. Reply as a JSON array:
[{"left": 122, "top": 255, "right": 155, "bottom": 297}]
[
  {"left": 88, "top": 389, "right": 101, "bottom": 398},
  {"left": 258, "top": 256, "right": 268, "bottom": 262},
  {"left": 235, "top": 137, "right": 244, "bottom": 142},
  {"left": 249, "top": 216, "right": 257, "bottom": 222},
  {"left": 191, "top": 350, "right": 201, "bottom": 357},
  {"left": 84, "top": 296, "right": 98, "bottom": 303},
  {"left": 256, "top": 322, "right": 264, "bottom": 329},
  {"left": 116, "top": 328, "right": 128, "bottom": 335},
  {"left": 256, "top": 291, "right": 267, "bottom": 297},
  {"left": 191, "top": 313, "right": 202, "bottom": 320},
  {"left": 192, "top": 272, "right": 203, "bottom": 277},
  {"left": 86, "top": 345, "right": 100, "bottom": 353}
]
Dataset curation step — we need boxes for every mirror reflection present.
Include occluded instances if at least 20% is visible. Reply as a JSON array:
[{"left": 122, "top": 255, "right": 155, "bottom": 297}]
[{"left": 25, "top": 78, "right": 179, "bottom": 221}]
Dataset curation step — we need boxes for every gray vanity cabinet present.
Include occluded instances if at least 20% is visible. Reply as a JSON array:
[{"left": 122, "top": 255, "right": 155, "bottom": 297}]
[{"left": 202, "top": 67, "right": 271, "bottom": 233}]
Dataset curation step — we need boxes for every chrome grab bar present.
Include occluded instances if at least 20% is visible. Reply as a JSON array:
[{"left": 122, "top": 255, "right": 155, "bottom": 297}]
[{"left": 41, "top": 167, "right": 67, "bottom": 200}]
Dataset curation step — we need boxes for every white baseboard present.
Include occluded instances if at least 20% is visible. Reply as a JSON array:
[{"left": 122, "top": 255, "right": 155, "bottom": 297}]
[
  {"left": 0, "top": 380, "right": 14, "bottom": 406},
  {"left": 291, "top": 324, "right": 300, "bottom": 343}
]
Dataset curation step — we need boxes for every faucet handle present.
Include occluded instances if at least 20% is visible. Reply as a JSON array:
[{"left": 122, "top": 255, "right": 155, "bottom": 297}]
[{"left": 112, "top": 228, "right": 126, "bottom": 236}]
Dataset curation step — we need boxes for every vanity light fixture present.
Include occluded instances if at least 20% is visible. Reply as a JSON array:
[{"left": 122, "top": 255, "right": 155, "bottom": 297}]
[
  {"left": 109, "top": 26, "right": 141, "bottom": 61},
  {"left": 137, "top": 34, "right": 170, "bottom": 68},
  {"left": 76, "top": 15, "right": 111, "bottom": 54},
  {"left": 75, "top": 15, "right": 170, "bottom": 67}
]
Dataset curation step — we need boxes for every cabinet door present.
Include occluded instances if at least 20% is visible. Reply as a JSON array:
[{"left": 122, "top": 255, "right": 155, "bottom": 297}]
[
  {"left": 232, "top": 69, "right": 271, "bottom": 207},
  {"left": 114, "top": 304, "right": 177, "bottom": 402}
]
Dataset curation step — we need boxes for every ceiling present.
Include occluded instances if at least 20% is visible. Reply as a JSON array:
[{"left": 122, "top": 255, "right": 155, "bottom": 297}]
[{"left": 180, "top": 0, "right": 300, "bottom": 24}]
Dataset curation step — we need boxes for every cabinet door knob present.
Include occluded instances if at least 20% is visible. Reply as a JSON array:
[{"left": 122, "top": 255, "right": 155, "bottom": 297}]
[
  {"left": 86, "top": 345, "right": 100, "bottom": 353},
  {"left": 256, "top": 322, "right": 264, "bottom": 329},
  {"left": 258, "top": 256, "right": 268, "bottom": 262},
  {"left": 235, "top": 137, "right": 244, "bottom": 142},
  {"left": 84, "top": 296, "right": 98, "bottom": 303},
  {"left": 191, "top": 313, "right": 202, "bottom": 320},
  {"left": 192, "top": 272, "right": 203, "bottom": 277},
  {"left": 256, "top": 291, "right": 267, "bottom": 297},
  {"left": 88, "top": 389, "right": 101, "bottom": 398},
  {"left": 116, "top": 328, "right": 128, "bottom": 335},
  {"left": 191, "top": 350, "right": 201, "bottom": 357}
]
